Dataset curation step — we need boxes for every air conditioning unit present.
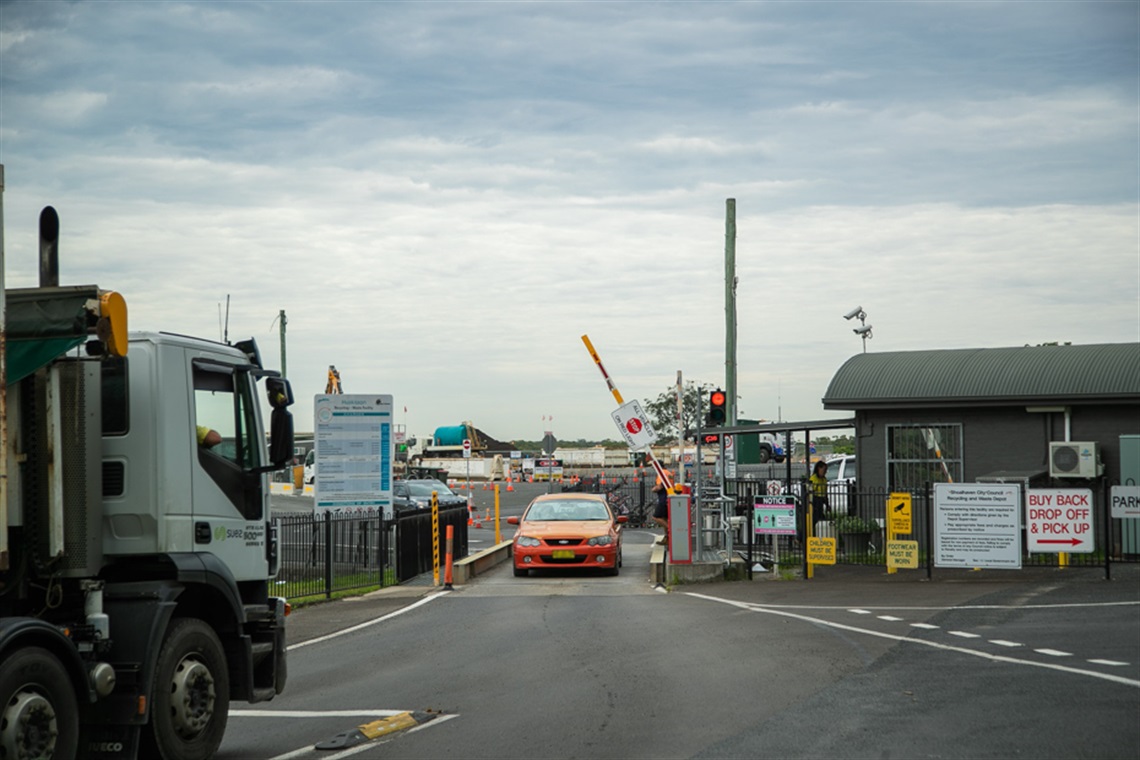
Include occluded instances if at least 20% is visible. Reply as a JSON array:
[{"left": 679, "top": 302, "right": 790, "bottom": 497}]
[{"left": 1049, "top": 441, "right": 1101, "bottom": 479}]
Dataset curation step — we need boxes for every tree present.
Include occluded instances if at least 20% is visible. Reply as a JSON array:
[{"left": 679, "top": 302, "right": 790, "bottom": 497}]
[{"left": 643, "top": 380, "right": 716, "bottom": 441}]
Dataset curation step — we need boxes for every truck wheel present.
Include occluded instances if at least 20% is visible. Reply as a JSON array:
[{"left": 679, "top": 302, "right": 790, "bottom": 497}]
[
  {"left": 0, "top": 647, "right": 79, "bottom": 760},
  {"left": 758, "top": 447, "right": 771, "bottom": 464},
  {"left": 142, "top": 618, "right": 230, "bottom": 760}
]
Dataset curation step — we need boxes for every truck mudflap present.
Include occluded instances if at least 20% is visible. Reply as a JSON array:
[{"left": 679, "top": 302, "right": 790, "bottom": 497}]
[{"left": 83, "top": 724, "right": 139, "bottom": 760}]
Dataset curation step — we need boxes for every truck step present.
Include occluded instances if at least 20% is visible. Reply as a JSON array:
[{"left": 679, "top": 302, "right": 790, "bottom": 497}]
[
  {"left": 243, "top": 604, "right": 273, "bottom": 622},
  {"left": 250, "top": 640, "right": 274, "bottom": 660},
  {"left": 249, "top": 686, "right": 277, "bottom": 704}
]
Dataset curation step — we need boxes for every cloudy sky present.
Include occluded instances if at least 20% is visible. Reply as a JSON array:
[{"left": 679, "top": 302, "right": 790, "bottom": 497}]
[{"left": 1, "top": 1, "right": 1136, "bottom": 442}]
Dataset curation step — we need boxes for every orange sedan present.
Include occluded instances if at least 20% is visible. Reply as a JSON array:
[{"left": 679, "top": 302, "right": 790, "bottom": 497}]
[{"left": 508, "top": 493, "right": 627, "bottom": 577}]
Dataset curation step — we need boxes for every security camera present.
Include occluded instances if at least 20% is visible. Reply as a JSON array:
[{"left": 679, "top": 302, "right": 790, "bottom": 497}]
[
  {"left": 843, "top": 306, "right": 864, "bottom": 321},
  {"left": 852, "top": 325, "right": 873, "bottom": 335}
]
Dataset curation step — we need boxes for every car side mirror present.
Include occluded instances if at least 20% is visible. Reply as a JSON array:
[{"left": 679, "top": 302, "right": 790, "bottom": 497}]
[{"left": 507, "top": 516, "right": 520, "bottom": 525}]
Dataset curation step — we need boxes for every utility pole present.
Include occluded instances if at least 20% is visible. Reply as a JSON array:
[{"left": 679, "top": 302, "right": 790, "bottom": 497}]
[
  {"left": 277, "top": 309, "right": 287, "bottom": 378},
  {"left": 725, "top": 199, "right": 737, "bottom": 426}
]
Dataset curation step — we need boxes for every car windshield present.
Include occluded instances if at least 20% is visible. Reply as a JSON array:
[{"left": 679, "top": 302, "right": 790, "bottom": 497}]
[
  {"left": 419, "top": 481, "right": 456, "bottom": 496},
  {"left": 525, "top": 500, "right": 610, "bottom": 522},
  {"left": 827, "top": 458, "right": 854, "bottom": 480},
  {"left": 407, "top": 483, "right": 441, "bottom": 497}
]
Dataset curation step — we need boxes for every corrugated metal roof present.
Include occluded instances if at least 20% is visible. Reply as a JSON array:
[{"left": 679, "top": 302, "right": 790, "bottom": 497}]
[{"left": 823, "top": 343, "right": 1140, "bottom": 408}]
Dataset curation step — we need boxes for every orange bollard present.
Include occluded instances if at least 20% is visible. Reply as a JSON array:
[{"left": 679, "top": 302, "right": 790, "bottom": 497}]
[{"left": 444, "top": 525, "right": 454, "bottom": 589}]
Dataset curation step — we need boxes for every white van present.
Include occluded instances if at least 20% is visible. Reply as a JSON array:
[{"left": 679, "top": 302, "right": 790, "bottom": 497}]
[{"left": 303, "top": 448, "right": 316, "bottom": 484}]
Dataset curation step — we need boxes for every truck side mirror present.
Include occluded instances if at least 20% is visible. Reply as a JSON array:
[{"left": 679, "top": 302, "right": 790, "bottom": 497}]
[
  {"left": 266, "top": 377, "right": 294, "bottom": 409},
  {"left": 268, "top": 407, "right": 294, "bottom": 469}
]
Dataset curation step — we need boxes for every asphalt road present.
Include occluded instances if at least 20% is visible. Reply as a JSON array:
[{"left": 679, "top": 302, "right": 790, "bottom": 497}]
[{"left": 223, "top": 492, "right": 1140, "bottom": 760}]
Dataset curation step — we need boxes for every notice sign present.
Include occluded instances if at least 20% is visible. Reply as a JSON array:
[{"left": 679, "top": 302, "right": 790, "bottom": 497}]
[
  {"left": 1026, "top": 489, "right": 1094, "bottom": 553},
  {"left": 807, "top": 537, "right": 836, "bottom": 565},
  {"left": 887, "top": 540, "right": 919, "bottom": 569},
  {"left": 313, "top": 394, "right": 393, "bottom": 517},
  {"left": 611, "top": 400, "right": 658, "bottom": 451},
  {"left": 754, "top": 498, "right": 796, "bottom": 535},
  {"left": 934, "top": 483, "right": 1021, "bottom": 569},
  {"left": 887, "top": 492, "right": 913, "bottom": 535}
]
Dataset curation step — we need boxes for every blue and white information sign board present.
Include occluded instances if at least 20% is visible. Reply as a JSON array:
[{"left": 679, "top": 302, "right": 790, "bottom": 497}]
[{"left": 313, "top": 394, "right": 393, "bottom": 517}]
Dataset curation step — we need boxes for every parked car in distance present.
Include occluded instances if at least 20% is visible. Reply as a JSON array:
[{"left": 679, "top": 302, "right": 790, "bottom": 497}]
[
  {"left": 508, "top": 493, "right": 626, "bottom": 577},
  {"left": 394, "top": 480, "right": 467, "bottom": 509},
  {"left": 406, "top": 479, "right": 467, "bottom": 508},
  {"left": 303, "top": 448, "right": 316, "bottom": 484},
  {"left": 826, "top": 454, "right": 856, "bottom": 484},
  {"left": 823, "top": 454, "right": 856, "bottom": 514}
]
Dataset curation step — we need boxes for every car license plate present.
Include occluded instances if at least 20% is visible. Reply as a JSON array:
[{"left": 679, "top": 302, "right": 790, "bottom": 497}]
[{"left": 552, "top": 550, "right": 575, "bottom": 559}]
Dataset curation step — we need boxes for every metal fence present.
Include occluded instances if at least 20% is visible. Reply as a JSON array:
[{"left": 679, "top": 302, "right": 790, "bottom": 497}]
[
  {"left": 562, "top": 475, "right": 655, "bottom": 526},
  {"left": 726, "top": 478, "right": 1139, "bottom": 577},
  {"left": 275, "top": 506, "right": 469, "bottom": 601}
]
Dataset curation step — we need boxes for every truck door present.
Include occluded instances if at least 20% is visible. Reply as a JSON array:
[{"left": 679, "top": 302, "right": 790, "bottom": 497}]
[{"left": 191, "top": 361, "right": 269, "bottom": 581}]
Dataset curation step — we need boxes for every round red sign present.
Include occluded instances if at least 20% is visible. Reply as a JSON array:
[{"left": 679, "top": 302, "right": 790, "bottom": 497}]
[{"left": 625, "top": 418, "right": 642, "bottom": 435}]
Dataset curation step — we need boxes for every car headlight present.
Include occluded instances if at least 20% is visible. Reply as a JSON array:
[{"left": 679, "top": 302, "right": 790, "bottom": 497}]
[
  {"left": 587, "top": 535, "right": 613, "bottom": 546},
  {"left": 516, "top": 536, "right": 541, "bottom": 547}
]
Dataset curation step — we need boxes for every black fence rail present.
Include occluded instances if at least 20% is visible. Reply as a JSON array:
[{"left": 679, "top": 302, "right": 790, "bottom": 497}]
[
  {"left": 726, "top": 478, "right": 1139, "bottom": 576},
  {"left": 393, "top": 505, "right": 469, "bottom": 583},
  {"left": 275, "top": 506, "right": 469, "bottom": 601}
]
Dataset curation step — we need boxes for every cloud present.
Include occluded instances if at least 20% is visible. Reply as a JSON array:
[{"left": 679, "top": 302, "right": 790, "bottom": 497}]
[{"left": 0, "top": 0, "right": 1135, "bottom": 441}]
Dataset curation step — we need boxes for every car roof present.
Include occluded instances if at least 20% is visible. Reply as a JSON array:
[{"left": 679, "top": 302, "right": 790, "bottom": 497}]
[{"left": 528, "top": 492, "right": 607, "bottom": 504}]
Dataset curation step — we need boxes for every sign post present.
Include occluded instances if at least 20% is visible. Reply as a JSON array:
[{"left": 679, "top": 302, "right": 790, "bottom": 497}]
[{"left": 463, "top": 438, "right": 471, "bottom": 506}]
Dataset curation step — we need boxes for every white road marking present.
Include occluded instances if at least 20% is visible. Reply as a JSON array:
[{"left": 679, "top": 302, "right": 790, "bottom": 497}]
[
  {"left": 1035, "top": 648, "right": 1072, "bottom": 657},
  {"left": 910, "top": 623, "right": 939, "bottom": 630},
  {"left": 877, "top": 615, "right": 904, "bottom": 621},
  {"left": 948, "top": 631, "right": 981, "bottom": 639},
  {"left": 267, "top": 746, "right": 318, "bottom": 760},
  {"left": 288, "top": 591, "right": 450, "bottom": 651},
  {"left": 685, "top": 592, "right": 1140, "bottom": 689},
  {"left": 261, "top": 712, "right": 458, "bottom": 760},
  {"left": 231, "top": 709, "right": 407, "bottom": 718},
  {"left": 1088, "top": 659, "right": 1130, "bottom": 667},
  {"left": 319, "top": 714, "right": 459, "bottom": 760},
  {"left": 990, "top": 640, "right": 1023, "bottom": 647},
  {"left": 757, "top": 601, "right": 1139, "bottom": 612}
]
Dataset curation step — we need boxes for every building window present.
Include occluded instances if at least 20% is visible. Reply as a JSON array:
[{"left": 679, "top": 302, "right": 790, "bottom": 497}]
[{"left": 887, "top": 424, "right": 962, "bottom": 491}]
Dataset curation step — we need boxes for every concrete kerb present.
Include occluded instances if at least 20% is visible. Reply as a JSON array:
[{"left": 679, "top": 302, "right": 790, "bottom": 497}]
[{"left": 452, "top": 540, "right": 513, "bottom": 585}]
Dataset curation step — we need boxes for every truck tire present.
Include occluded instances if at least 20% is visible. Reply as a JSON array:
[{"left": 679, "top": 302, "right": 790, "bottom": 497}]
[
  {"left": 142, "top": 618, "right": 230, "bottom": 760},
  {"left": 757, "top": 446, "right": 772, "bottom": 464},
  {"left": 0, "top": 647, "right": 79, "bottom": 760}
]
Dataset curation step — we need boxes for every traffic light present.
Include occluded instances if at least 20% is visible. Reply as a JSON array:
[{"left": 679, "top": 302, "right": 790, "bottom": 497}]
[
  {"left": 708, "top": 389, "right": 727, "bottom": 426},
  {"left": 700, "top": 433, "right": 720, "bottom": 446}
]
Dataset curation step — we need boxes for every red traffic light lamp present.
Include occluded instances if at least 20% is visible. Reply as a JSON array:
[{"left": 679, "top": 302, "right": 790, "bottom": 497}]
[{"left": 708, "top": 389, "right": 727, "bottom": 426}]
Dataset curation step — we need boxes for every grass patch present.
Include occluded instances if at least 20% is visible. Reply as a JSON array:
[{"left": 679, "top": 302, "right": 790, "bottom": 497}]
[{"left": 275, "top": 568, "right": 398, "bottom": 604}]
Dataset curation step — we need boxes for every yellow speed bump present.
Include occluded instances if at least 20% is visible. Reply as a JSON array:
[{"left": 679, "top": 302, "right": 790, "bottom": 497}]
[
  {"left": 315, "top": 711, "right": 431, "bottom": 750},
  {"left": 358, "top": 712, "right": 419, "bottom": 740}
]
